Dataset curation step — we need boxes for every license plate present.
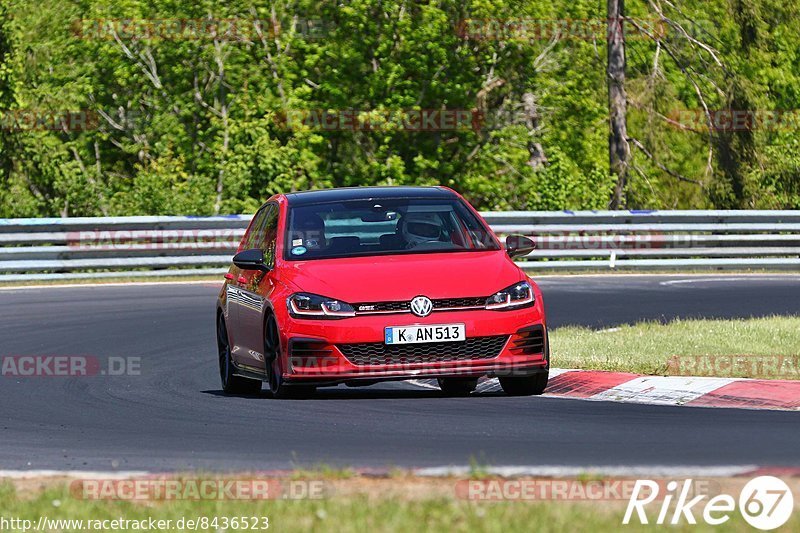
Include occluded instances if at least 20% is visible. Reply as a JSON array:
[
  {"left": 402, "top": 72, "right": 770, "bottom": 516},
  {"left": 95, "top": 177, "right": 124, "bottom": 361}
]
[{"left": 384, "top": 324, "right": 466, "bottom": 345}]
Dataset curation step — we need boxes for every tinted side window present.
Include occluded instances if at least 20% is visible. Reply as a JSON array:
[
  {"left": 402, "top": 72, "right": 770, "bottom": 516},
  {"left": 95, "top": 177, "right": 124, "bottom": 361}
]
[
  {"left": 240, "top": 203, "right": 278, "bottom": 254},
  {"left": 240, "top": 208, "right": 267, "bottom": 252},
  {"left": 258, "top": 205, "right": 280, "bottom": 267}
]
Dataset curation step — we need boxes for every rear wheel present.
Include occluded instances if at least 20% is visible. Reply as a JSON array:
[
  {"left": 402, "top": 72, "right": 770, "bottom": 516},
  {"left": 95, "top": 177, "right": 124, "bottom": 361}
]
[
  {"left": 437, "top": 377, "right": 478, "bottom": 396},
  {"left": 499, "top": 372, "right": 548, "bottom": 396},
  {"left": 217, "top": 316, "right": 262, "bottom": 395},
  {"left": 265, "top": 316, "right": 315, "bottom": 399}
]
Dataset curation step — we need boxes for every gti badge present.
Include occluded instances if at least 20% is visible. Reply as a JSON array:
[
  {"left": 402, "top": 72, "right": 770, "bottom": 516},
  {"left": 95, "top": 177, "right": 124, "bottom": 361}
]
[{"left": 410, "top": 296, "right": 433, "bottom": 317}]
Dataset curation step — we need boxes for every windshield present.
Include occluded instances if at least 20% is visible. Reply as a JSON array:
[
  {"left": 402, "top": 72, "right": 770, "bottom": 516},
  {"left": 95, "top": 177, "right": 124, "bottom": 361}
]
[{"left": 285, "top": 197, "right": 499, "bottom": 260}]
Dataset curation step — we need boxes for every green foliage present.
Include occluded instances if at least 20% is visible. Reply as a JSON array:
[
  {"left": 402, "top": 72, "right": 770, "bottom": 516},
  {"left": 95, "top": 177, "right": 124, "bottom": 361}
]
[{"left": 0, "top": 0, "right": 798, "bottom": 216}]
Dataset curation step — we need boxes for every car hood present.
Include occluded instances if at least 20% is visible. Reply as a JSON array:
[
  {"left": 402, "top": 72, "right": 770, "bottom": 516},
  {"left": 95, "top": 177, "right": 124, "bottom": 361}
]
[{"left": 281, "top": 251, "right": 524, "bottom": 302}]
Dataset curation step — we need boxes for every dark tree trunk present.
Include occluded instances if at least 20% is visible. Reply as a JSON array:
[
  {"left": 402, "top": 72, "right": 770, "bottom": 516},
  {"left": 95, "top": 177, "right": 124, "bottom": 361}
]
[
  {"left": 709, "top": 1, "right": 757, "bottom": 208},
  {"left": 607, "top": 0, "right": 630, "bottom": 209},
  {"left": 0, "top": 7, "right": 15, "bottom": 196},
  {"left": 522, "top": 92, "right": 547, "bottom": 168}
]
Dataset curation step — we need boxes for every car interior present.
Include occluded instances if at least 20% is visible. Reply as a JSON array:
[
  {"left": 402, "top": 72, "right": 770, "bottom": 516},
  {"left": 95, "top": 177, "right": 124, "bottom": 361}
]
[{"left": 287, "top": 200, "right": 494, "bottom": 258}]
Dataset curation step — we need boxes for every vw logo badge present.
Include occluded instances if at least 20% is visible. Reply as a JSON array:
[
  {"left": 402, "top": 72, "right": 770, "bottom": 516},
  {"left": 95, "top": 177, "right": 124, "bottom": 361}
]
[{"left": 410, "top": 296, "right": 433, "bottom": 317}]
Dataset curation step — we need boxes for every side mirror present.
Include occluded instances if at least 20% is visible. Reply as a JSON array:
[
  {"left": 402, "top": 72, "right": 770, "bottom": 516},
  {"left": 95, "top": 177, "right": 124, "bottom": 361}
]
[
  {"left": 232, "top": 248, "right": 269, "bottom": 272},
  {"left": 505, "top": 235, "right": 536, "bottom": 258}
]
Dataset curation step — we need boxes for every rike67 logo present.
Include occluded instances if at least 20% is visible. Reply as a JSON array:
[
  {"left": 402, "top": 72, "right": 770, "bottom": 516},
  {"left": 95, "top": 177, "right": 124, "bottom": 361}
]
[{"left": 623, "top": 476, "right": 794, "bottom": 530}]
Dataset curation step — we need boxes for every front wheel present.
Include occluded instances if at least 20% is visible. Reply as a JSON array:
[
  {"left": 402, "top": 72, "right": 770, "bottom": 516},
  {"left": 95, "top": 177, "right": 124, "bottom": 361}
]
[
  {"left": 217, "top": 316, "right": 262, "bottom": 395},
  {"left": 265, "top": 316, "right": 315, "bottom": 399},
  {"left": 499, "top": 372, "right": 548, "bottom": 396}
]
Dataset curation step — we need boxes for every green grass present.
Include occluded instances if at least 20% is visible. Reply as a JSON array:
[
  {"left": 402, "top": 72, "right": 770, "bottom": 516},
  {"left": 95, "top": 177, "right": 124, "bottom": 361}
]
[
  {"left": 288, "top": 464, "right": 357, "bottom": 480},
  {"left": 2, "top": 481, "right": 796, "bottom": 533},
  {"left": 550, "top": 316, "right": 800, "bottom": 378}
]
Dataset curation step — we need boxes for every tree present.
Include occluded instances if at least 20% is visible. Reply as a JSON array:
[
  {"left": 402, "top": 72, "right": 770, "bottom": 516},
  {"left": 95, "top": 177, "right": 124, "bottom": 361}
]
[
  {"left": 0, "top": 0, "right": 799, "bottom": 216},
  {"left": 607, "top": 0, "right": 629, "bottom": 208},
  {"left": 0, "top": 3, "right": 14, "bottom": 197}
]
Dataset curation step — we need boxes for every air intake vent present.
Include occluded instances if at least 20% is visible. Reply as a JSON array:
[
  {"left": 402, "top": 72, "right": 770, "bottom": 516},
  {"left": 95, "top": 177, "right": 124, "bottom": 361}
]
[{"left": 510, "top": 325, "right": 545, "bottom": 355}]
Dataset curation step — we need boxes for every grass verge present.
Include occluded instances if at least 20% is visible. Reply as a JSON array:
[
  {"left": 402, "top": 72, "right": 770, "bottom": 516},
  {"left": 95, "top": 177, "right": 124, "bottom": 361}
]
[
  {"left": 550, "top": 316, "right": 800, "bottom": 379},
  {"left": 2, "top": 477, "right": 797, "bottom": 533}
]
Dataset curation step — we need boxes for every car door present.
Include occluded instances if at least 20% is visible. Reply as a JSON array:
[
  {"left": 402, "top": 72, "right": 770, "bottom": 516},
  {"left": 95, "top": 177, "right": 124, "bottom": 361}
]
[
  {"left": 236, "top": 203, "right": 280, "bottom": 371},
  {"left": 227, "top": 205, "right": 268, "bottom": 367}
]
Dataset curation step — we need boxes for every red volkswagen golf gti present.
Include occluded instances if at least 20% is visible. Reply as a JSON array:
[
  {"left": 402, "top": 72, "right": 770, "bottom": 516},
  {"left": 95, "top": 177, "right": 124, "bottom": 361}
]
[{"left": 216, "top": 186, "right": 548, "bottom": 398}]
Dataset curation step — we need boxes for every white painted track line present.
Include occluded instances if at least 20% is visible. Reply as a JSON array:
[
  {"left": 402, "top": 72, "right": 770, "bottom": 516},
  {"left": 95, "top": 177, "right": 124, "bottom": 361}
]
[
  {"left": 414, "top": 465, "right": 759, "bottom": 478},
  {"left": 0, "top": 470, "right": 150, "bottom": 479}
]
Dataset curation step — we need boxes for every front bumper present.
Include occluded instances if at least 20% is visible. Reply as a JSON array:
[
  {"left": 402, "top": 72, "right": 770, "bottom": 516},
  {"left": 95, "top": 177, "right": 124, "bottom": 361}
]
[{"left": 280, "top": 306, "right": 548, "bottom": 384}]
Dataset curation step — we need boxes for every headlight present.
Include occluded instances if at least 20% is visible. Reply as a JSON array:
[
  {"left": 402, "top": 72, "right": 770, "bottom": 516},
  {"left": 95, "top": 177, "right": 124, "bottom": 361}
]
[
  {"left": 485, "top": 281, "right": 534, "bottom": 310},
  {"left": 287, "top": 293, "right": 356, "bottom": 318}
]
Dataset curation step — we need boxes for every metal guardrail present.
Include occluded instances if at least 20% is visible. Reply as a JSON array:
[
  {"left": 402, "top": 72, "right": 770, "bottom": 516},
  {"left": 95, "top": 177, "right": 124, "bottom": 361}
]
[{"left": 0, "top": 211, "right": 798, "bottom": 281}]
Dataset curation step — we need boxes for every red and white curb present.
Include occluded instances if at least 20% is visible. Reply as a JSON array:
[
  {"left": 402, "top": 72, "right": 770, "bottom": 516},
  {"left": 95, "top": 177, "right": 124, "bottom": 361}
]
[{"left": 411, "top": 369, "right": 800, "bottom": 410}]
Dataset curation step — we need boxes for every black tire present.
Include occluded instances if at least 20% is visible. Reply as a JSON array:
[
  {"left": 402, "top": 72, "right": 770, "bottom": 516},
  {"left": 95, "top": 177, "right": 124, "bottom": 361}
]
[
  {"left": 217, "top": 316, "right": 262, "bottom": 395},
  {"left": 437, "top": 377, "right": 478, "bottom": 396},
  {"left": 499, "top": 372, "right": 548, "bottom": 396},
  {"left": 265, "top": 316, "right": 315, "bottom": 399}
]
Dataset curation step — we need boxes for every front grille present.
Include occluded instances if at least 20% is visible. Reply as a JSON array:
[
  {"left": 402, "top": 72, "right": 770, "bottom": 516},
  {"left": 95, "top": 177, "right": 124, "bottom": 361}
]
[
  {"left": 338, "top": 335, "right": 509, "bottom": 366},
  {"left": 433, "top": 297, "right": 486, "bottom": 309},
  {"left": 354, "top": 296, "right": 486, "bottom": 314},
  {"left": 356, "top": 301, "right": 411, "bottom": 313}
]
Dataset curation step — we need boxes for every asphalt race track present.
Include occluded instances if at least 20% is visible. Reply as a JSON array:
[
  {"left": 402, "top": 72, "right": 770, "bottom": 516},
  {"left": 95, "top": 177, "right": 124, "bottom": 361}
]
[{"left": 1, "top": 275, "right": 798, "bottom": 472}]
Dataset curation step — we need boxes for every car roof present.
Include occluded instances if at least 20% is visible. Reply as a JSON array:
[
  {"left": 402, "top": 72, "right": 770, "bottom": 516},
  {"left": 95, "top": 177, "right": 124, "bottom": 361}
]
[{"left": 284, "top": 186, "right": 456, "bottom": 206}]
